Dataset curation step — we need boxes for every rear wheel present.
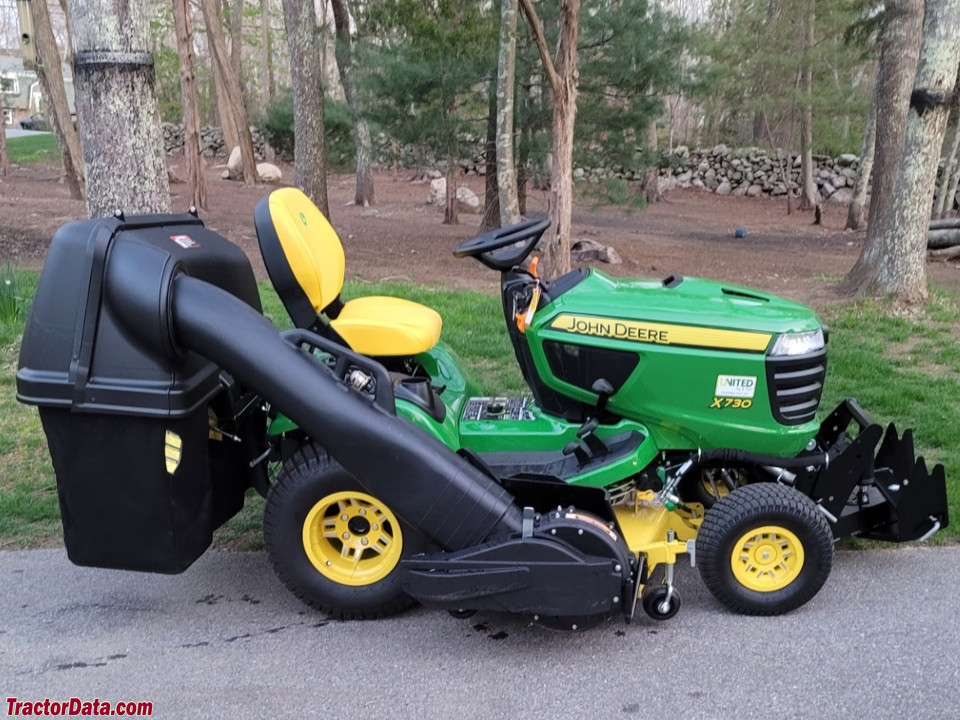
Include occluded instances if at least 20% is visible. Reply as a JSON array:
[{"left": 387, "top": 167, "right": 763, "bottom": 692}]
[
  {"left": 697, "top": 483, "right": 833, "bottom": 616},
  {"left": 263, "top": 444, "right": 424, "bottom": 619}
]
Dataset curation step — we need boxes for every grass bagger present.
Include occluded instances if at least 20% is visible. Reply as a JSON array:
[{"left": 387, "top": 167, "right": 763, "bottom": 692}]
[{"left": 16, "top": 187, "right": 949, "bottom": 630}]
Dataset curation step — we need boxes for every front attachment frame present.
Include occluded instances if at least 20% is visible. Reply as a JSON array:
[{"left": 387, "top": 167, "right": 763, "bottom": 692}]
[{"left": 796, "top": 399, "right": 948, "bottom": 542}]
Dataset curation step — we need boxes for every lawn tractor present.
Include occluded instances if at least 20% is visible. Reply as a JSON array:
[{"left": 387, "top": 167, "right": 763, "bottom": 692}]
[{"left": 17, "top": 188, "right": 949, "bottom": 630}]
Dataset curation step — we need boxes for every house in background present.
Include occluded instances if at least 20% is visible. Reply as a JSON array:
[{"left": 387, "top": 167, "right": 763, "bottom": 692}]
[{"left": 1, "top": 51, "right": 74, "bottom": 127}]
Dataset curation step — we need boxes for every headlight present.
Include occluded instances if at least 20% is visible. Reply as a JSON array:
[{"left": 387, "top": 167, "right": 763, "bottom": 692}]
[{"left": 769, "top": 328, "right": 825, "bottom": 356}]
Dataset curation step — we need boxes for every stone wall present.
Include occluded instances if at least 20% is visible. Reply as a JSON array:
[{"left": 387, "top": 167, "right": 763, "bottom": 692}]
[
  {"left": 165, "top": 125, "right": 955, "bottom": 211},
  {"left": 429, "top": 139, "right": 866, "bottom": 205},
  {"left": 162, "top": 123, "right": 270, "bottom": 160},
  {"left": 653, "top": 145, "right": 859, "bottom": 203}
]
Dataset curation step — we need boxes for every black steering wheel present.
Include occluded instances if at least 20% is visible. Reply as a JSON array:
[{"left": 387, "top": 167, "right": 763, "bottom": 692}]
[{"left": 452, "top": 218, "right": 550, "bottom": 271}]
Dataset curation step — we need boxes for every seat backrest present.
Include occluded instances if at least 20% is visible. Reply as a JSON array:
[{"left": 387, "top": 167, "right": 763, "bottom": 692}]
[{"left": 254, "top": 187, "right": 345, "bottom": 329}]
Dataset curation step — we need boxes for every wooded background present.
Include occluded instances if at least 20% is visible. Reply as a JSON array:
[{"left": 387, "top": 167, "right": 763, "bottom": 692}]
[{"left": 0, "top": 0, "right": 958, "bottom": 305}]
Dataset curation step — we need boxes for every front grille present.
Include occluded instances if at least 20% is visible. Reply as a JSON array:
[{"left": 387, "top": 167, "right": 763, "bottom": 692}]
[{"left": 766, "top": 350, "right": 827, "bottom": 425}]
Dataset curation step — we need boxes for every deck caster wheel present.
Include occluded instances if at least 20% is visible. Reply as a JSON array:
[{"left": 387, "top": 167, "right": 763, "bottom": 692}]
[
  {"left": 448, "top": 608, "right": 477, "bottom": 619},
  {"left": 642, "top": 586, "right": 681, "bottom": 620}
]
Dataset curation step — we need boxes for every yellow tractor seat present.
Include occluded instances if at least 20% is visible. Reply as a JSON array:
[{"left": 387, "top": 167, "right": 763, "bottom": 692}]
[{"left": 254, "top": 187, "right": 442, "bottom": 356}]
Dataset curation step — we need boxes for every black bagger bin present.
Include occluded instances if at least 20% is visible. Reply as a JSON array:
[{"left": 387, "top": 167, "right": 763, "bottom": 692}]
[{"left": 16, "top": 213, "right": 266, "bottom": 573}]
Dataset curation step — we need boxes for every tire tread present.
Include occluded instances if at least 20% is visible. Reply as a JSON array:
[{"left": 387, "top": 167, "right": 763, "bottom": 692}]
[
  {"left": 697, "top": 483, "right": 833, "bottom": 616},
  {"left": 263, "top": 444, "right": 418, "bottom": 620}
]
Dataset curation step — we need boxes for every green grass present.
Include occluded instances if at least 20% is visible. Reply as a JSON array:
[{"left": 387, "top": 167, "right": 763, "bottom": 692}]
[
  {"left": 3, "top": 273, "right": 959, "bottom": 550},
  {"left": 6, "top": 134, "right": 61, "bottom": 165},
  {"left": 819, "top": 291, "right": 960, "bottom": 540},
  {"left": 0, "top": 268, "right": 60, "bottom": 548}
]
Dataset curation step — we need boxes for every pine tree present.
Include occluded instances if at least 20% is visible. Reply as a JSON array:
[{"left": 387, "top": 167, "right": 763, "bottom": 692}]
[{"left": 362, "top": 0, "right": 496, "bottom": 224}]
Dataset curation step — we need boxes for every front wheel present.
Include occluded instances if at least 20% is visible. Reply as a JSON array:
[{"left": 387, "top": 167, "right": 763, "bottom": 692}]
[
  {"left": 263, "top": 444, "right": 425, "bottom": 619},
  {"left": 697, "top": 483, "right": 833, "bottom": 616}
]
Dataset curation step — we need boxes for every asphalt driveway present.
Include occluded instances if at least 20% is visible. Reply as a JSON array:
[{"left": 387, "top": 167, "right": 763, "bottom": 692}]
[{"left": 2, "top": 546, "right": 958, "bottom": 719}]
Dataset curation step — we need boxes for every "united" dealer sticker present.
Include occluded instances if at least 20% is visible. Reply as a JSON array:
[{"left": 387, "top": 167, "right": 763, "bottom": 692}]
[{"left": 715, "top": 374, "right": 757, "bottom": 399}]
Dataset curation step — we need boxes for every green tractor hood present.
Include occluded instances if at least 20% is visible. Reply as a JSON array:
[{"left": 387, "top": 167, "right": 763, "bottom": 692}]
[
  {"left": 544, "top": 271, "right": 823, "bottom": 344},
  {"left": 526, "top": 270, "right": 826, "bottom": 454}
]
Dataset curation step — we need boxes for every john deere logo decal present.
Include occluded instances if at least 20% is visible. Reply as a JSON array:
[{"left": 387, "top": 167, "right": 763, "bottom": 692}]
[
  {"left": 549, "top": 314, "right": 771, "bottom": 352},
  {"left": 164, "top": 431, "right": 182, "bottom": 474}
]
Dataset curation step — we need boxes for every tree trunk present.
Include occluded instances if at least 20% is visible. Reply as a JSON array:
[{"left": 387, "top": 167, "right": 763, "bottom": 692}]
[
  {"left": 174, "top": 0, "right": 207, "bottom": 210},
  {"left": 0, "top": 90, "right": 10, "bottom": 177},
  {"left": 282, "top": 0, "right": 329, "bottom": 215},
  {"left": 868, "top": 0, "right": 960, "bottom": 304},
  {"left": 496, "top": 0, "right": 520, "bottom": 225},
  {"left": 517, "top": 159, "right": 527, "bottom": 216},
  {"left": 797, "top": 0, "right": 817, "bottom": 211},
  {"left": 932, "top": 85, "right": 960, "bottom": 218},
  {"left": 641, "top": 121, "right": 660, "bottom": 204},
  {"left": 928, "top": 228, "right": 960, "bottom": 247},
  {"left": 201, "top": 0, "right": 258, "bottom": 184},
  {"left": 520, "top": 0, "right": 579, "bottom": 280},
  {"left": 208, "top": 3, "right": 240, "bottom": 154},
  {"left": 945, "top": 141, "right": 960, "bottom": 216},
  {"left": 212, "top": 62, "right": 240, "bottom": 152},
  {"left": 846, "top": 82, "right": 877, "bottom": 230},
  {"left": 444, "top": 156, "right": 459, "bottom": 225},
  {"left": 929, "top": 217, "right": 960, "bottom": 228},
  {"left": 260, "top": 0, "right": 273, "bottom": 107},
  {"left": 66, "top": 0, "right": 170, "bottom": 216},
  {"left": 331, "top": 0, "right": 374, "bottom": 207},
  {"left": 480, "top": 78, "right": 501, "bottom": 232},
  {"left": 30, "top": 0, "right": 84, "bottom": 199},
  {"left": 230, "top": 0, "right": 243, "bottom": 82},
  {"left": 842, "top": 0, "right": 924, "bottom": 292}
]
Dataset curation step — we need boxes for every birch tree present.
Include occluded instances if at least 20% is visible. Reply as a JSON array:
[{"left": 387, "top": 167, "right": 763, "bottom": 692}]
[
  {"left": 0, "top": 90, "right": 10, "bottom": 177},
  {"left": 66, "top": 0, "right": 170, "bottom": 216},
  {"left": 797, "top": 0, "right": 818, "bottom": 211},
  {"left": 519, "top": 0, "right": 580, "bottom": 279},
  {"left": 868, "top": 0, "right": 960, "bottom": 303},
  {"left": 497, "top": 0, "right": 520, "bottom": 226}
]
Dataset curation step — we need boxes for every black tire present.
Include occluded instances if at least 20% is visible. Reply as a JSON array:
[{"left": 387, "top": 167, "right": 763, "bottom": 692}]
[
  {"left": 263, "top": 444, "right": 425, "bottom": 619},
  {"left": 641, "top": 586, "right": 682, "bottom": 621},
  {"left": 697, "top": 483, "right": 833, "bottom": 616}
]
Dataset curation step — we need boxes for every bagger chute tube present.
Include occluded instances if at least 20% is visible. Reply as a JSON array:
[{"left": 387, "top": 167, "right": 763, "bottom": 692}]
[{"left": 17, "top": 189, "right": 948, "bottom": 629}]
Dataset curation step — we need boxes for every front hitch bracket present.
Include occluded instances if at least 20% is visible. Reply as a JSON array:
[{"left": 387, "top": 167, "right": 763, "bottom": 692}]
[{"left": 801, "top": 399, "right": 948, "bottom": 542}]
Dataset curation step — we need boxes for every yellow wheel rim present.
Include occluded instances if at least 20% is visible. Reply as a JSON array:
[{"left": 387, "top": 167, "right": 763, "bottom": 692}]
[
  {"left": 700, "top": 473, "right": 732, "bottom": 500},
  {"left": 302, "top": 491, "right": 403, "bottom": 587},
  {"left": 730, "top": 525, "right": 805, "bottom": 592}
]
